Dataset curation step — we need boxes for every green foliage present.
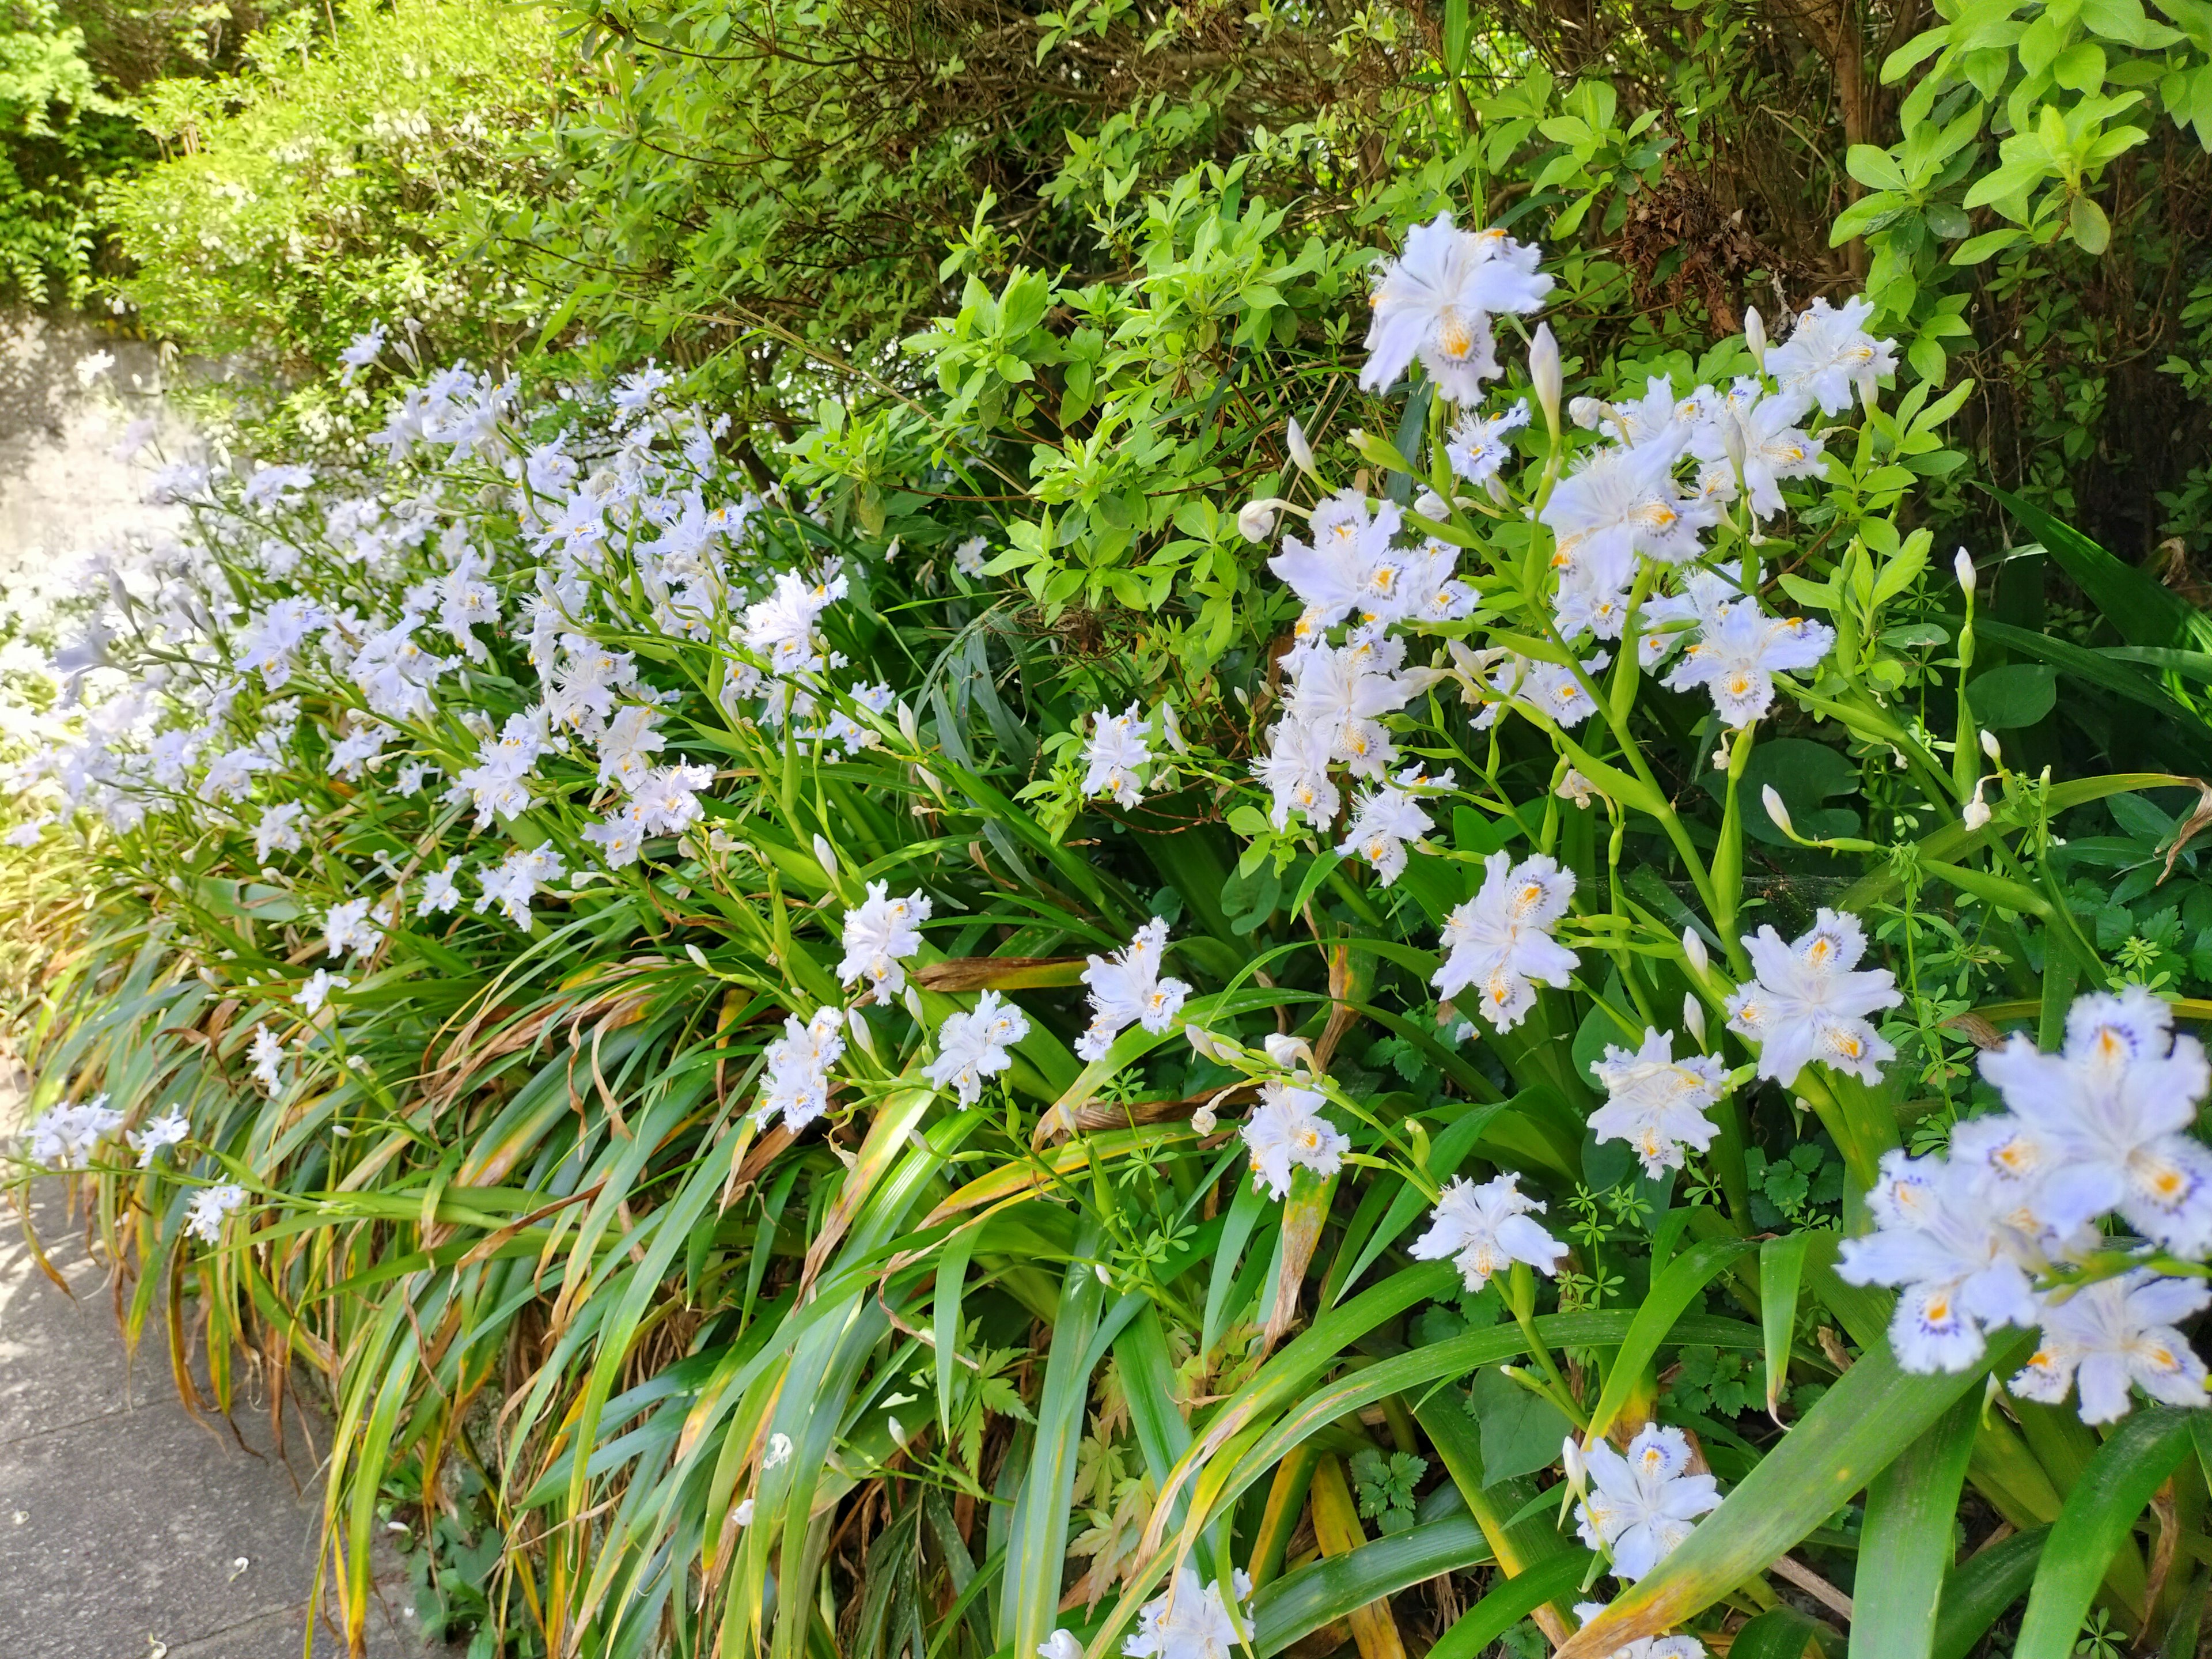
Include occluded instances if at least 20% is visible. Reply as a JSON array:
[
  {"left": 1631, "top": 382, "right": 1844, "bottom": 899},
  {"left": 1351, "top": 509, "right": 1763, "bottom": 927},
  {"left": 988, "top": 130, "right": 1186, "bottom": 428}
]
[
  {"left": 0, "top": 0, "right": 137, "bottom": 301},
  {"left": 104, "top": 0, "right": 575, "bottom": 402}
]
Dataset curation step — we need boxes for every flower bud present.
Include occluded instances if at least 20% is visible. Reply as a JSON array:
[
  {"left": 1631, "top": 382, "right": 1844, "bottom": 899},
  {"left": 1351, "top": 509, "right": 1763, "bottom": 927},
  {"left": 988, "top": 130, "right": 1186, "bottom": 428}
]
[
  {"left": 1722, "top": 409, "right": 1748, "bottom": 477},
  {"left": 1963, "top": 778, "right": 1993, "bottom": 833},
  {"left": 1762, "top": 784, "right": 1795, "bottom": 838},
  {"left": 846, "top": 1004, "right": 877, "bottom": 1059},
  {"left": 1264, "top": 1032, "right": 1316, "bottom": 1074},
  {"left": 1683, "top": 993, "right": 1707, "bottom": 1047},
  {"left": 1160, "top": 701, "right": 1189, "bottom": 756},
  {"left": 1286, "top": 418, "right": 1317, "bottom": 478},
  {"left": 1185, "top": 1025, "right": 1232, "bottom": 1062},
  {"left": 1040, "top": 1633, "right": 1085, "bottom": 1659},
  {"left": 1529, "top": 324, "right": 1562, "bottom": 434},
  {"left": 1980, "top": 728, "right": 2002, "bottom": 763},
  {"left": 1237, "top": 498, "right": 1287, "bottom": 544},
  {"left": 1682, "top": 927, "right": 1710, "bottom": 979},
  {"left": 813, "top": 833, "right": 839, "bottom": 878},
  {"left": 1191, "top": 1105, "right": 1218, "bottom": 1135},
  {"left": 1744, "top": 306, "right": 1767, "bottom": 369},
  {"left": 1955, "top": 548, "right": 1976, "bottom": 597},
  {"left": 1414, "top": 488, "right": 1448, "bottom": 521}
]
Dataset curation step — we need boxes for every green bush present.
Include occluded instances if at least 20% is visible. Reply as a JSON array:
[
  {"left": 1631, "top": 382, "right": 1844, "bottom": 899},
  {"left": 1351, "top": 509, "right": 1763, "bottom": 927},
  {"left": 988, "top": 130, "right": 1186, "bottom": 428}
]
[
  {"left": 0, "top": 0, "right": 138, "bottom": 301},
  {"left": 104, "top": 0, "right": 580, "bottom": 399}
]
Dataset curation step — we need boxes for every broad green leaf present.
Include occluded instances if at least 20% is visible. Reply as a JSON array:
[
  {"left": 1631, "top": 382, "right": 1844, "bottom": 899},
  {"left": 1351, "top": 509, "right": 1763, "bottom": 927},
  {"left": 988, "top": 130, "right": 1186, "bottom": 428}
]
[
  {"left": 1583, "top": 1238, "right": 1755, "bottom": 1442},
  {"left": 2011, "top": 1408, "right": 2193, "bottom": 1659},
  {"left": 1253, "top": 1515, "right": 1493, "bottom": 1656},
  {"left": 1730, "top": 1605, "right": 1833, "bottom": 1658},
  {"left": 1850, "top": 1389, "right": 1980, "bottom": 1659},
  {"left": 1931, "top": 1525, "right": 2047, "bottom": 1659},
  {"left": 1425, "top": 1552, "right": 1594, "bottom": 1659},
  {"left": 1760, "top": 1232, "right": 1812, "bottom": 1423}
]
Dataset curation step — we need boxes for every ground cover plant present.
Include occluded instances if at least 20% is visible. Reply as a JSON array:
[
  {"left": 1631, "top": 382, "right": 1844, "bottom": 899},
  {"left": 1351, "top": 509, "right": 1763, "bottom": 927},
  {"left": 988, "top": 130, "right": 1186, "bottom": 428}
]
[{"left": 17, "top": 173, "right": 2212, "bottom": 1659}]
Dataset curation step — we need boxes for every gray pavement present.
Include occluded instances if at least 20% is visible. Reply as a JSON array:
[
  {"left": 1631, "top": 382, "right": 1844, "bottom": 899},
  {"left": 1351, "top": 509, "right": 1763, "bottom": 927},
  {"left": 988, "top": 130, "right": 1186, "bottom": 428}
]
[{"left": 1, "top": 1180, "right": 439, "bottom": 1658}]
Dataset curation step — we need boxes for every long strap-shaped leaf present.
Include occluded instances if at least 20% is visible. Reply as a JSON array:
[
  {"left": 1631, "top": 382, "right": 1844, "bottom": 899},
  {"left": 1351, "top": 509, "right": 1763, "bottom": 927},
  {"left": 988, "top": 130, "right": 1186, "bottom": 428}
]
[
  {"left": 1423, "top": 1551, "right": 1594, "bottom": 1659},
  {"left": 1730, "top": 1605, "right": 1836, "bottom": 1658},
  {"left": 1252, "top": 1515, "right": 1493, "bottom": 1657},
  {"left": 1559, "top": 1329, "right": 2036, "bottom": 1658},
  {"left": 1931, "top": 1525, "right": 2047, "bottom": 1659},
  {"left": 1001, "top": 1221, "right": 1107, "bottom": 1658},
  {"left": 1582, "top": 1237, "right": 1754, "bottom": 1443},
  {"left": 1849, "top": 1388, "right": 1980, "bottom": 1659},
  {"left": 2010, "top": 1407, "right": 2194, "bottom": 1659}
]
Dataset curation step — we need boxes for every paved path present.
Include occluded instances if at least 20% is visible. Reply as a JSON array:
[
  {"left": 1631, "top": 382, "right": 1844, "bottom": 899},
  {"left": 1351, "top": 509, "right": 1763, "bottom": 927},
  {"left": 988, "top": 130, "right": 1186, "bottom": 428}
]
[{"left": 1, "top": 1180, "right": 440, "bottom": 1658}]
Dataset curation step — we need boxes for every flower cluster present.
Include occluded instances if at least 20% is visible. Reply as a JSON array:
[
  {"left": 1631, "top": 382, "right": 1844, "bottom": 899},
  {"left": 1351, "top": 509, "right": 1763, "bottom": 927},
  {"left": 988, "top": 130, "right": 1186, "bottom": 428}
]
[{"left": 1839, "top": 987, "right": 2212, "bottom": 1421}]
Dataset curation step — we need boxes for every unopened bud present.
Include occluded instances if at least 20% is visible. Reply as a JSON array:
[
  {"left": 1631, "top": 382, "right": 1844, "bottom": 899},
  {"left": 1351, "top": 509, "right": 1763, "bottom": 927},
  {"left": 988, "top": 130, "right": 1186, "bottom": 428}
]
[
  {"left": 1762, "top": 784, "right": 1795, "bottom": 838},
  {"left": 1744, "top": 306, "right": 1767, "bottom": 369},
  {"left": 1722, "top": 410, "right": 1748, "bottom": 476},
  {"left": 1529, "top": 324, "right": 1562, "bottom": 434},
  {"left": 1682, "top": 927, "right": 1710, "bottom": 979},
  {"left": 1185, "top": 1025, "right": 1232, "bottom": 1062},
  {"left": 1980, "top": 729, "right": 2002, "bottom": 763},
  {"left": 1286, "top": 418, "right": 1317, "bottom": 478},
  {"left": 1683, "top": 993, "right": 1706, "bottom": 1047},
  {"left": 1190, "top": 1105, "right": 1217, "bottom": 1135},
  {"left": 1264, "top": 1032, "right": 1316, "bottom": 1074},
  {"left": 813, "top": 834, "right": 839, "bottom": 878},
  {"left": 1160, "top": 701, "right": 1189, "bottom": 756},
  {"left": 1237, "top": 498, "right": 1287, "bottom": 544},
  {"left": 1955, "top": 548, "right": 1977, "bottom": 597},
  {"left": 1963, "top": 778, "right": 1993, "bottom": 833},
  {"left": 846, "top": 1005, "right": 877, "bottom": 1059}
]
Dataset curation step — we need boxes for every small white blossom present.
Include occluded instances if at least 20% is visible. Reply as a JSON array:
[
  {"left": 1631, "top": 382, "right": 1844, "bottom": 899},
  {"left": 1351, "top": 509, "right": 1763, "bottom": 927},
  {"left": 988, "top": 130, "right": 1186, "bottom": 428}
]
[
  {"left": 1362, "top": 215, "right": 1552, "bottom": 402},
  {"left": 294, "top": 969, "right": 351, "bottom": 1017},
  {"left": 249, "top": 1026, "right": 285, "bottom": 1094},
  {"left": 128, "top": 1109, "right": 191, "bottom": 1168},
  {"left": 1432, "top": 853, "right": 1579, "bottom": 1032},
  {"left": 1076, "top": 919, "right": 1191, "bottom": 1062},
  {"left": 838, "top": 882, "right": 932, "bottom": 999},
  {"left": 31, "top": 1097, "right": 126, "bottom": 1169},
  {"left": 184, "top": 1183, "right": 248, "bottom": 1246},
  {"left": 1122, "top": 1565, "right": 1252, "bottom": 1659},
  {"left": 1240, "top": 1078, "right": 1351, "bottom": 1199},
  {"left": 2012, "top": 1270, "right": 2211, "bottom": 1425},
  {"left": 1408, "top": 1172, "right": 1566, "bottom": 1291},
  {"left": 474, "top": 847, "right": 566, "bottom": 928},
  {"left": 1724, "top": 908, "right": 1899, "bottom": 1086},
  {"left": 254, "top": 802, "right": 305, "bottom": 861},
  {"left": 952, "top": 536, "right": 989, "bottom": 577},
  {"left": 755, "top": 1009, "right": 845, "bottom": 1132},
  {"left": 1662, "top": 601, "right": 1833, "bottom": 728},
  {"left": 1336, "top": 770, "right": 1438, "bottom": 885},
  {"left": 1836, "top": 1148, "right": 2043, "bottom": 1373},
  {"left": 1588, "top": 1028, "right": 1728, "bottom": 1176},
  {"left": 1976, "top": 987, "right": 2212, "bottom": 1255},
  {"left": 1571, "top": 1425, "right": 1721, "bottom": 1582},
  {"left": 1766, "top": 295, "right": 1896, "bottom": 415},
  {"left": 418, "top": 858, "right": 464, "bottom": 916},
  {"left": 1569, "top": 1603, "right": 1705, "bottom": 1659},
  {"left": 1444, "top": 399, "right": 1532, "bottom": 485},
  {"left": 323, "top": 898, "right": 382, "bottom": 960},
  {"left": 1082, "top": 705, "right": 1154, "bottom": 808},
  {"left": 925, "top": 991, "right": 1031, "bottom": 1105}
]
